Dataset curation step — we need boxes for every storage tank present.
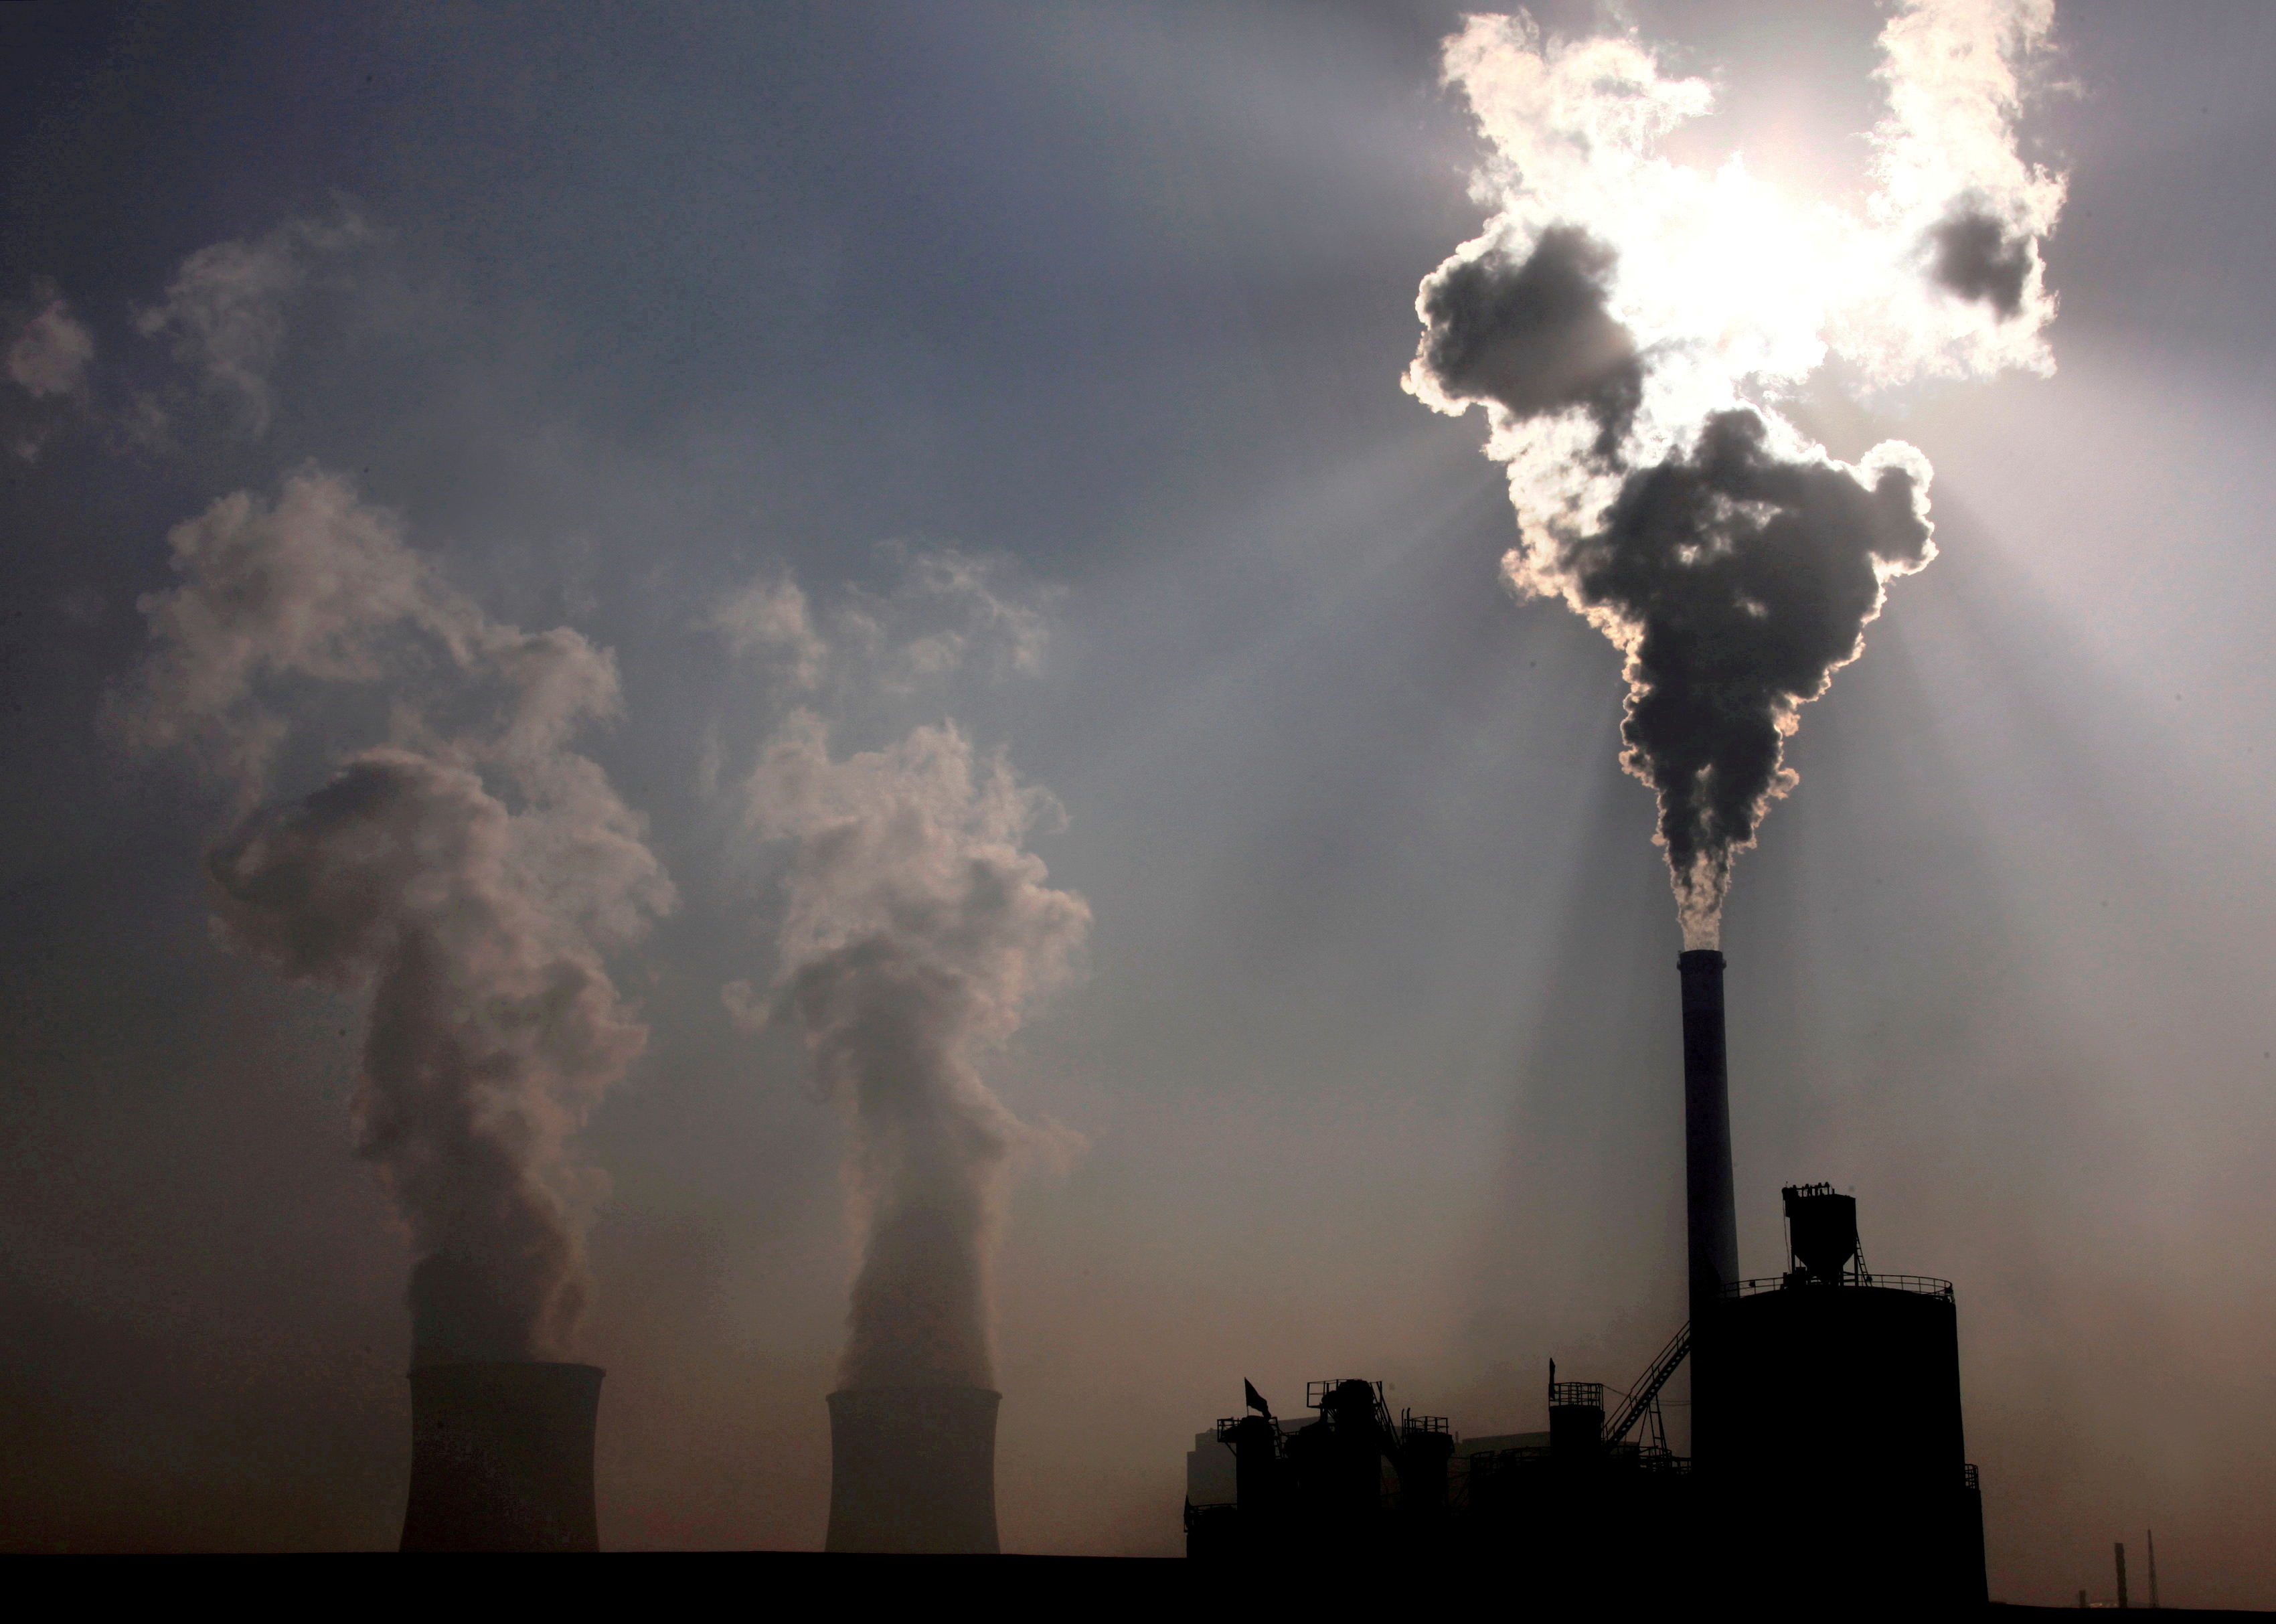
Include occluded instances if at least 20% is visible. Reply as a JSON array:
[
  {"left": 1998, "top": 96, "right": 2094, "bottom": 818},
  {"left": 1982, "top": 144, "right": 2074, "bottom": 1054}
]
[
  {"left": 1701, "top": 1196, "right": 1986, "bottom": 1606},
  {"left": 1547, "top": 1380, "right": 1606, "bottom": 1469}
]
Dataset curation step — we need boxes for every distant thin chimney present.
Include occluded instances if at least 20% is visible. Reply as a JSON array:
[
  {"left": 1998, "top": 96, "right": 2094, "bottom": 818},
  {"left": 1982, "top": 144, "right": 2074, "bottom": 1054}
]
[{"left": 2117, "top": 1540, "right": 2130, "bottom": 1609}]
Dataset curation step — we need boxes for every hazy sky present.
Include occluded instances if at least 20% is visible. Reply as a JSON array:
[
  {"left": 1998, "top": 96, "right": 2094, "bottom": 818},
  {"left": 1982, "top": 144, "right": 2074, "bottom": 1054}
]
[{"left": 1, "top": 0, "right": 2272, "bottom": 1603}]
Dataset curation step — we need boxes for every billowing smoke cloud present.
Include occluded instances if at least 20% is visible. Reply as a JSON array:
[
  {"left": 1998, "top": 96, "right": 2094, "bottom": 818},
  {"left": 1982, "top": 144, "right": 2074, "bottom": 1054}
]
[
  {"left": 135, "top": 208, "right": 370, "bottom": 437},
  {"left": 1930, "top": 206, "right": 2034, "bottom": 318},
  {"left": 1408, "top": 1, "right": 2064, "bottom": 945},
  {"left": 119, "top": 467, "right": 672, "bottom": 1362},
  {"left": 1415, "top": 226, "right": 1642, "bottom": 458},
  {"left": 720, "top": 553, "right": 1084, "bottom": 1391}
]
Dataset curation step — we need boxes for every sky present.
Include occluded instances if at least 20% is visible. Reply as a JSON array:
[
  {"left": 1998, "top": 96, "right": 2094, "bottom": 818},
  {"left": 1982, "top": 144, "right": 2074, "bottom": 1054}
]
[{"left": 0, "top": 0, "right": 2271, "bottom": 1602}]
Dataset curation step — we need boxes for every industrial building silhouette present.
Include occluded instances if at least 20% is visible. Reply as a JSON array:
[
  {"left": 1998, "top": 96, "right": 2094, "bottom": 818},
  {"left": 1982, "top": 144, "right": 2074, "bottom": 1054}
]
[
  {"left": 1183, "top": 951, "right": 1989, "bottom": 1608},
  {"left": 384, "top": 950, "right": 1986, "bottom": 1599}
]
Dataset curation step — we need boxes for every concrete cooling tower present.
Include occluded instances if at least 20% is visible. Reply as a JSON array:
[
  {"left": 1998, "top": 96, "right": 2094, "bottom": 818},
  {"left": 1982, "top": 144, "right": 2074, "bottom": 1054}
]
[
  {"left": 399, "top": 1362, "right": 604, "bottom": 1552},
  {"left": 825, "top": 1386, "right": 1001, "bottom": 1554}
]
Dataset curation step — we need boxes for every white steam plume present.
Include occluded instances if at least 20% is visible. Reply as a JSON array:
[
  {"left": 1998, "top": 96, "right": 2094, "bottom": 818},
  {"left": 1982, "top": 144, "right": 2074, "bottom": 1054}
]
[
  {"left": 1407, "top": 1, "right": 2064, "bottom": 946},
  {"left": 7, "top": 285, "right": 94, "bottom": 400},
  {"left": 118, "top": 467, "right": 673, "bottom": 1362},
  {"left": 135, "top": 208, "right": 370, "bottom": 438},
  {"left": 708, "top": 542, "right": 1052, "bottom": 699},
  {"left": 722, "top": 553, "right": 1084, "bottom": 1391}
]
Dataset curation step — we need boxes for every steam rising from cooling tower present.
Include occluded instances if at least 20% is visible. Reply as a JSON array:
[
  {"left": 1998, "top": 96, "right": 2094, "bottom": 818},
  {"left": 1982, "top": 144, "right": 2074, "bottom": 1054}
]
[
  {"left": 117, "top": 467, "right": 673, "bottom": 1362},
  {"left": 712, "top": 554, "right": 1075, "bottom": 1552},
  {"left": 1408, "top": 1, "right": 2065, "bottom": 945},
  {"left": 741, "top": 712, "right": 1088, "bottom": 1390},
  {"left": 712, "top": 551, "right": 1081, "bottom": 1405}
]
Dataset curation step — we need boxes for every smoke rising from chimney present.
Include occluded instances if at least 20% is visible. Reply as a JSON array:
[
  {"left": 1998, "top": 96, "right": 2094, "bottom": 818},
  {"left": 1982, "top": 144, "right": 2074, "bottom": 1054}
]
[
  {"left": 1407, "top": 1, "right": 2064, "bottom": 945},
  {"left": 118, "top": 467, "right": 673, "bottom": 1362}
]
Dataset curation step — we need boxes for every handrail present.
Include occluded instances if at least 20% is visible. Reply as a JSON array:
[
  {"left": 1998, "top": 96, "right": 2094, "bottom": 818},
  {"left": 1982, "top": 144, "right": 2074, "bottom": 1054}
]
[
  {"left": 1601, "top": 1322, "right": 1690, "bottom": 1446},
  {"left": 1721, "top": 1273, "right": 1953, "bottom": 1303}
]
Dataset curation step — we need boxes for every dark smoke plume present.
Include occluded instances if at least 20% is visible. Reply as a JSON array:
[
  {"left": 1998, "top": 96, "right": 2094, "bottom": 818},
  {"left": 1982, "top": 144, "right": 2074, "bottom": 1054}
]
[
  {"left": 1408, "top": 5, "right": 2063, "bottom": 943},
  {"left": 1930, "top": 208, "right": 2034, "bottom": 319},
  {"left": 1415, "top": 227, "right": 1642, "bottom": 457},
  {"left": 1567, "top": 411, "right": 1933, "bottom": 939}
]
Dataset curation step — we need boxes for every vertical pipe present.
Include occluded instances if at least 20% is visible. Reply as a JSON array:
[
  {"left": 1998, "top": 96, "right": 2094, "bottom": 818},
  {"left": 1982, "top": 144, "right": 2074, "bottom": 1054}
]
[
  {"left": 2147, "top": 1529, "right": 2160, "bottom": 1609},
  {"left": 2117, "top": 1541, "right": 2130, "bottom": 1609},
  {"left": 1677, "top": 951, "right": 1740, "bottom": 1327}
]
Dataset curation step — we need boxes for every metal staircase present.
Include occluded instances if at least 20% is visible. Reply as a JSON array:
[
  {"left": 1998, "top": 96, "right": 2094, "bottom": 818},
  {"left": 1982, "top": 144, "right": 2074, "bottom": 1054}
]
[{"left": 1601, "top": 1322, "right": 1690, "bottom": 1447}]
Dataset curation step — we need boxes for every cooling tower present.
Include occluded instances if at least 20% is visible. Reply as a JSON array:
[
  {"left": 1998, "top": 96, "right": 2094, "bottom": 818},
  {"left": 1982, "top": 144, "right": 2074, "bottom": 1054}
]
[
  {"left": 399, "top": 1362, "right": 604, "bottom": 1552},
  {"left": 825, "top": 1386, "right": 1001, "bottom": 1553}
]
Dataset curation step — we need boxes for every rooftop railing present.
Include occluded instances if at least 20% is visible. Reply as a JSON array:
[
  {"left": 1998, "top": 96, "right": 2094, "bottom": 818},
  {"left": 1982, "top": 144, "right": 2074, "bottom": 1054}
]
[{"left": 1721, "top": 1271, "right": 1954, "bottom": 1303}]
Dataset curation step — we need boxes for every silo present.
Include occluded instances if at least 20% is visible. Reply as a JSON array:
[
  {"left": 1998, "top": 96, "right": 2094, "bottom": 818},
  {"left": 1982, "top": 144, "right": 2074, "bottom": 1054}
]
[
  {"left": 1394, "top": 1416, "right": 1455, "bottom": 1520},
  {"left": 399, "top": 1362, "right": 604, "bottom": 1552},
  {"left": 1707, "top": 1196, "right": 1987, "bottom": 1606},
  {"left": 1547, "top": 1381, "right": 1606, "bottom": 1469}
]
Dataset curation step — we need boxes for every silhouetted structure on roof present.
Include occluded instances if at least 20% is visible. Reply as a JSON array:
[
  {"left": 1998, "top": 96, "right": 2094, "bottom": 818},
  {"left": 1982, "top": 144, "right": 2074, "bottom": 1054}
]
[{"left": 399, "top": 1362, "right": 602, "bottom": 1552}]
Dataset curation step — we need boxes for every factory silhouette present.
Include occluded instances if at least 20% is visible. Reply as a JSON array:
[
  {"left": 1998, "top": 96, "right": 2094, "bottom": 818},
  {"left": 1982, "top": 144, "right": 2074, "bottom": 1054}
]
[
  {"left": 1177, "top": 949, "right": 1986, "bottom": 1609},
  {"left": 392, "top": 947, "right": 1998, "bottom": 1612}
]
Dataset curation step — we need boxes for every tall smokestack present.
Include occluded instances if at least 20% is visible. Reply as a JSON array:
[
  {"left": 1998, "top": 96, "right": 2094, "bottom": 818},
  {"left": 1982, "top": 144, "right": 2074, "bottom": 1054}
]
[
  {"left": 1678, "top": 950, "right": 1739, "bottom": 1329},
  {"left": 825, "top": 1386, "right": 1001, "bottom": 1554},
  {"left": 400, "top": 1362, "right": 604, "bottom": 1552}
]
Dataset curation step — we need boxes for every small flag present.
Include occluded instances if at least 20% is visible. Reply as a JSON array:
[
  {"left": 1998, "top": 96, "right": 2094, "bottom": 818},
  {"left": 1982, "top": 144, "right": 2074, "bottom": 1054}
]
[{"left": 1243, "top": 1379, "right": 1271, "bottom": 1416}]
